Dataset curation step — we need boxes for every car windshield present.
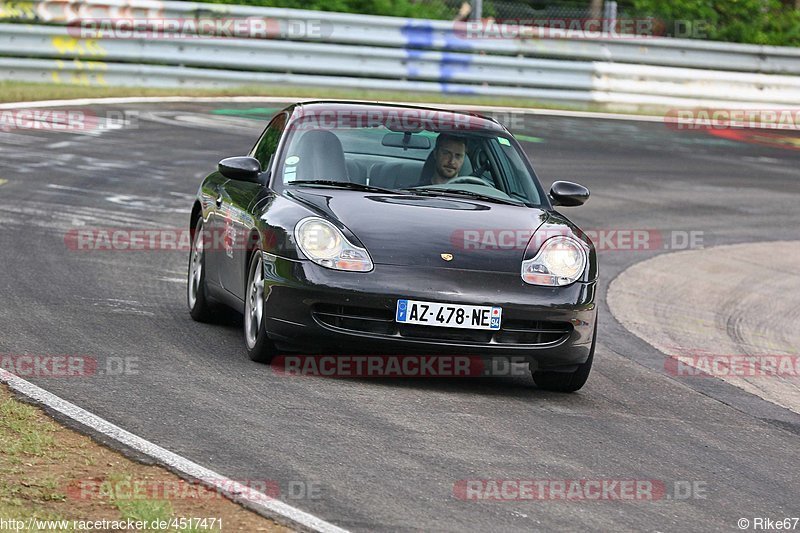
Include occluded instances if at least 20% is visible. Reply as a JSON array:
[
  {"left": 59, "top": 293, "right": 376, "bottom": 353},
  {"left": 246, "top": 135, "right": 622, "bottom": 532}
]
[{"left": 278, "top": 111, "right": 544, "bottom": 207}]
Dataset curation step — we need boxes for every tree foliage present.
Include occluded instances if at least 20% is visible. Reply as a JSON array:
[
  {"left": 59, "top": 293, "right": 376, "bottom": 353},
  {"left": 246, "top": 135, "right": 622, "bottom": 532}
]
[
  {"left": 625, "top": 0, "right": 800, "bottom": 45},
  {"left": 197, "top": 0, "right": 451, "bottom": 19},
  {"left": 189, "top": 0, "right": 800, "bottom": 46}
]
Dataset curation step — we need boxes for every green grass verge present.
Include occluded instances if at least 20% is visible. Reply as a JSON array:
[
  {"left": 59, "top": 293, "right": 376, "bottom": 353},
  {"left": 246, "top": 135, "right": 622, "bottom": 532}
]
[
  {"left": 0, "top": 396, "right": 57, "bottom": 459},
  {"left": 0, "top": 395, "right": 71, "bottom": 528},
  {"left": 0, "top": 385, "right": 282, "bottom": 532}
]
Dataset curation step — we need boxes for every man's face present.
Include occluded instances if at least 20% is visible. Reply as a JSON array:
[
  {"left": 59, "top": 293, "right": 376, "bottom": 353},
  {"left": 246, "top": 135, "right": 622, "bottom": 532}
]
[{"left": 434, "top": 138, "right": 466, "bottom": 182}]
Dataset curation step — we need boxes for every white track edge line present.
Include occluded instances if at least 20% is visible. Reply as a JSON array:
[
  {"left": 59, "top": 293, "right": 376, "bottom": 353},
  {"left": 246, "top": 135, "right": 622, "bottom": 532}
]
[{"left": 0, "top": 368, "right": 349, "bottom": 533}]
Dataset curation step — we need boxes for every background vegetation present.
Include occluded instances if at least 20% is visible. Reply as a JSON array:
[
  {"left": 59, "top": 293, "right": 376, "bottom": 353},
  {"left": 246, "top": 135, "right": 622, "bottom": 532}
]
[
  {"left": 623, "top": 0, "right": 800, "bottom": 46},
  {"left": 191, "top": 0, "right": 800, "bottom": 46}
]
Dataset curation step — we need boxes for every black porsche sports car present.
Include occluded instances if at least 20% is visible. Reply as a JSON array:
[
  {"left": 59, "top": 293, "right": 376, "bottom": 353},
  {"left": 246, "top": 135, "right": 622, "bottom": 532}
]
[{"left": 188, "top": 101, "right": 598, "bottom": 392}]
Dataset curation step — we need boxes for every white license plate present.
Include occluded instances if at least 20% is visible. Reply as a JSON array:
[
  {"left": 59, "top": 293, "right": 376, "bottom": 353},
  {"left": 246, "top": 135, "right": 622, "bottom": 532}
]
[{"left": 395, "top": 299, "right": 502, "bottom": 330}]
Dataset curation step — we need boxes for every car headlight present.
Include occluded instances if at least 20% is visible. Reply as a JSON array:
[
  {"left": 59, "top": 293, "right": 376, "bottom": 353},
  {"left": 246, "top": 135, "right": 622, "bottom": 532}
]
[
  {"left": 521, "top": 236, "right": 587, "bottom": 286},
  {"left": 294, "top": 217, "right": 373, "bottom": 272}
]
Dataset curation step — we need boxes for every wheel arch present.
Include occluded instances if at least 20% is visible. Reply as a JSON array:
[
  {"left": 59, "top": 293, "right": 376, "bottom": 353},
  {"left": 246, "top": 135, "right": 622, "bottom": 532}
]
[
  {"left": 190, "top": 201, "right": 202, "bottom": 232},
  {"left": 244, "top": 227, "right": 262, "bottom": 294}
]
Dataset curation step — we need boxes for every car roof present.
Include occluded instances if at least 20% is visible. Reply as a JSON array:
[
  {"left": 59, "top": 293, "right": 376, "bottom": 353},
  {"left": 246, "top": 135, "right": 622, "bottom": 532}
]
[{"left": 292, "top": 100, "right": 506, "bottom": 133}]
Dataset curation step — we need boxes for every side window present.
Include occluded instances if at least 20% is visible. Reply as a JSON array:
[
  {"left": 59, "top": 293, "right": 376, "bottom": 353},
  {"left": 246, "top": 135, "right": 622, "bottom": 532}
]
[
  {"left": 494, "top": 139, "right": 540, "bottom": 204},
  {"left": 250, "top": 113, "right": 288, "bottom": 171}
]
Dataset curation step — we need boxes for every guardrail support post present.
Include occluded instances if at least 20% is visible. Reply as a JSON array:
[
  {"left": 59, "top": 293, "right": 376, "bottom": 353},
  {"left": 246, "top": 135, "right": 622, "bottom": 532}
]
[
  {"left": 471, "top": 0, "right": 482, "bottom": 21},
  {"left": 603, "top": 0, "right": 617, "bottom": 34}
]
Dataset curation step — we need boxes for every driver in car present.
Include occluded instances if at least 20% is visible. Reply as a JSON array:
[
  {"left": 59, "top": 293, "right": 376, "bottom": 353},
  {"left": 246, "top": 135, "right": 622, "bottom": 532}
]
[{"left": 430, "top": 133, "right": 467, "bottom": 185}]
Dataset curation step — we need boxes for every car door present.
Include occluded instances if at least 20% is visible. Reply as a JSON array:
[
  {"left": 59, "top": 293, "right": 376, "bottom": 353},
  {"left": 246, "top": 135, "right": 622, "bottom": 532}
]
[
  {"left": 217, "top": 112, "right": 288, "bottom": 300},
  {"left": 199, "top": 172, "right": 229, "bottom": 290}
]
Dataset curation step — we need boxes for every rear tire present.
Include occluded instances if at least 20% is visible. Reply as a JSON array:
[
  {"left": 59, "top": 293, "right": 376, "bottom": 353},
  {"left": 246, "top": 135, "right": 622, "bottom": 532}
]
[
  {"left": 244, "top": 249, "right": 278, "bottom": 364},
  {"left": 187, "top": 217, "right": 215, "bottom": 322},
  {"left": 532, "top": 321, "right": 596, "bottom": 393}
]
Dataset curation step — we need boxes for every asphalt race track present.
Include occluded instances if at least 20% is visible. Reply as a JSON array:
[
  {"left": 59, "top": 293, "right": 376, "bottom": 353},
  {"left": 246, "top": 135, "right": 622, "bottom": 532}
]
[{"left": 0, "top": 101, "right": 798, "bottom": 532}]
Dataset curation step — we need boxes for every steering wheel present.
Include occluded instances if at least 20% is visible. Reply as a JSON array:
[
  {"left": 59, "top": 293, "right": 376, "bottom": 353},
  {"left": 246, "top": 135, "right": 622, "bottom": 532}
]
[
  {"left": 447, "top": 176, "right": 488, "bottom": 187},
  {"left": 448, "top": 176, "right": 491, "bottom": 186}
]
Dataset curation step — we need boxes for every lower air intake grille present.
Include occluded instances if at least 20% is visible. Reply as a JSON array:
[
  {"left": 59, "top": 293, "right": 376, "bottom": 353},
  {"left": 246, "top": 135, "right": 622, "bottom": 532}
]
[{"left": 312, "top": 304, "right": 572, "bottom": 346}]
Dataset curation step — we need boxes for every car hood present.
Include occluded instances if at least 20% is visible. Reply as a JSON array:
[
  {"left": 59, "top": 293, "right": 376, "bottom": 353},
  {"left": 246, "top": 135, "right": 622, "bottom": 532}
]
[{"left": 287, "top": 189, "right": 548, "bottom": 272}]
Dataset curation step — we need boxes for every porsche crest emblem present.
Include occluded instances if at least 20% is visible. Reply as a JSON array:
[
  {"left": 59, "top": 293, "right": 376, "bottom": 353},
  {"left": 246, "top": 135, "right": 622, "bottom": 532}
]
[{"left": 440, "top": 253, "right": 454, "bottom": 262}]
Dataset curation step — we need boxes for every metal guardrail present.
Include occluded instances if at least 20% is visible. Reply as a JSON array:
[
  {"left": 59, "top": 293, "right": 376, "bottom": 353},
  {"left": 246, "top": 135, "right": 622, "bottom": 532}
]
[
  {"left": 4, "top": 0, "right": 800, "bottom": 74},
  {"left": 0, "top": 56, "right": 598, "bottom": 103},
  {"left": 0, "top": 0, "right": 799, "bottom": 109}
]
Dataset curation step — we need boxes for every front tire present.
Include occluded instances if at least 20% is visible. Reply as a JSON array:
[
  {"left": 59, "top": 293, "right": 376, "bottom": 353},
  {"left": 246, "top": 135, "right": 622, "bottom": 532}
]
[
  {"left": 188, "top": 218, "right": 215, "bottom": 322},
  {"left": 244, "top": 249, "right": 277, "bottom": 364},
  {"left": 532, "top": 321, "right": 596, "bottom": 393}
]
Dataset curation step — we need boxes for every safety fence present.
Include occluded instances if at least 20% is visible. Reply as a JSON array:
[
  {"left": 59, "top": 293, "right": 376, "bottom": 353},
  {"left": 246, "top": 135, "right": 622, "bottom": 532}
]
[{"left": 0, "top": 0, "right": 798, "bottom": 109}]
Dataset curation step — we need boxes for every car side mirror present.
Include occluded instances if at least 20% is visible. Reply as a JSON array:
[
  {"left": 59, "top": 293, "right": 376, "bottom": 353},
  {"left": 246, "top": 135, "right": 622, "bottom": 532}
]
[
  {"left": 218, "top": 156, "right": 262, "bottom": 183},
  {"left": 549, "top": 181, "right": 590, "bottom": 207}
]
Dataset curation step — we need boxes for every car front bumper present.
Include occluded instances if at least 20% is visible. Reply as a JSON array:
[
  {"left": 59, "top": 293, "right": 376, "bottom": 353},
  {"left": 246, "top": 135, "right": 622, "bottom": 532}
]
[{"left": 261, "top": 253, "right": 597, "bottom": 370}]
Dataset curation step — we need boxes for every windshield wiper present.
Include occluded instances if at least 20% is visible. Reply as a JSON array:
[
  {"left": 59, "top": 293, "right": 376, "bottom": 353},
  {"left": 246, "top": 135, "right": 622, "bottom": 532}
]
[
  {"left": 289, "top": 180, "right": 397, "bottom": 194},
  {"left": 401, "top": 188, "right": 525, "bottom": 206},
  {"left": 290, "top": 180, "right": 525, "bottom": 205}
]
